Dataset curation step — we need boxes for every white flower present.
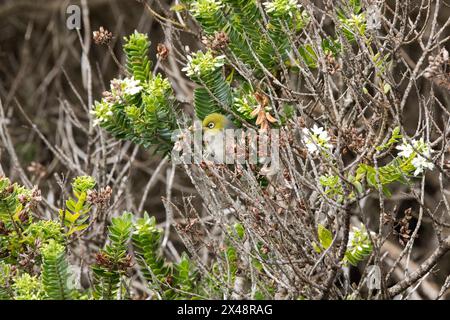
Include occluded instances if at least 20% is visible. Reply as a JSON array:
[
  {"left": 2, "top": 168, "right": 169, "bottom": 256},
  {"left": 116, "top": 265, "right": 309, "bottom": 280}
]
[
  {"left": 411, "top": 155, "right": 434, "bottom": 176},
  {"left": 182, "top": 51, "right": 225, "bottom": 78},
  {"left": 190, "top": 0, "right": 223, "bottom": 17},
  {"left": 263, "top": 0, "right": 300, "bottom": 17},
  {"left": 92, "top": 118, "right": 102, "bottom": 127},
  {"left": 122, "top": 77, "right": 143, "bottom": 95},
  {"left": 311, "top": 124, "right": 329, "bottom": 141},
  {"left": 397, "top": 138, "right": 434, "bottom": 176},
  {"left": 396, "top": 140, "right": 415, "bottom": 158},
  {"left": 91, "top": 100, "right": 113, "bottom": 126},
  {"left": 302, "top": 124, "right": 332, "bottom": 155}
]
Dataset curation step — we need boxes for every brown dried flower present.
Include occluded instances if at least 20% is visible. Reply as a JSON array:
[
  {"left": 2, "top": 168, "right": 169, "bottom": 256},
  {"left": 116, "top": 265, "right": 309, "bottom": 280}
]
[
  {"left": 343, "top": 128, "right": 366, "bottom": 154},
  {"left": 93, "top": 27, "right": 113, "bottom": 46},
  {"left": 157, "top": 43, "right": 169, "bottom": 60},
  {"left": 202, "top": 31, "right": 230, "bottom": 51},
  {"left": 87, "top": 185, "right": 112, "bottom": 209},
  {"left": 325, "top": 52, "right": 341, "bottom": 75},
  {"left": 18, "top": 210, "right": 29, "bottom": 223},
  {"left": 118, "top": 254, "right": 133, "bottom": 271},
  {"left": 211, "top": 31, "right": 229, "bottom": 50},
  {"left": 95, "top": 252, "right": 111, "bottom": 267},
  {"left": 398, "top": 208, "right": 413, "bottom": 246},
  {"left": 27, "top": 161, "right": 47, "bottom": 178},
  {"left": 252, "top": 92, "right": 277, "bottom": 131},
  {"left": 424, "top": 48, "right": 450, "bottom": 90}
]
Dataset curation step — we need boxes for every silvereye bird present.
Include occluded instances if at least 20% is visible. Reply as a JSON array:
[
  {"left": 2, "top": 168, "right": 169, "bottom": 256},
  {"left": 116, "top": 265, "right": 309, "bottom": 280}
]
[
  {"left": 202, "top": 113, "right": 234, "bottom": 132},
  {"left": 202, "top": 113, "right": 235, "bottom": 163}
]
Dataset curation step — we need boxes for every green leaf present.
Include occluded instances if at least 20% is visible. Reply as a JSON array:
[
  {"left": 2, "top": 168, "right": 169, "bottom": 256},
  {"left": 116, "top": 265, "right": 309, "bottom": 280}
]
[
  {"left": 298, "top": 44, "right": 318, "bottom": 68},
  {"left": 318, "top": 224, "right": 333, "bottom": 249},
  {"left": 63, "top": 211, "right": 80, "bottom": 224},
  {"left": 376, "top": 126, "right": 402, "bottom": 151},
  {"left": 233, "top": 222, "right": 245, "bottom": 240},
  {"left": 312, "top": 241, "right": 322, "bottom": 253},
  {"left": 67, "top": 224, "right": 89, "bottom": 236},
  {"left": 349, "top": 0, "right": 362, "bottom": 14},
  {"left": 353, "top": 180, "right": 363, "bottom": 194},
  {"left": 381, "top": 185, "right": 392, "bottom": 197}
]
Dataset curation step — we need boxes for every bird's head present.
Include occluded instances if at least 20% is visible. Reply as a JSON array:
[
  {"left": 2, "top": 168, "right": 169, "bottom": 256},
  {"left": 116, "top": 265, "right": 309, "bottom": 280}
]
[{"left": 202, "top": 113, "right": 232, "bottom": 133}]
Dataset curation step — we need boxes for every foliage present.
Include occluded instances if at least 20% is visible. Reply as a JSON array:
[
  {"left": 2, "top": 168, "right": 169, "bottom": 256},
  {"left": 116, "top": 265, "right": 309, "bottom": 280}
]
[
  {"left": 12, "top": 273, "right": 44, "bottom": 300},
  {"left": 91, "top": 31, "right": 177, "bottom": 154},
  {"left": 91, "top": 212, "right": 133, "bottom": 300},
  {"left": 132, "top": 213, "right": 170, "bottom": 293},
  {"left": 60, "top": 176, "right": 96, "bottom": 236},
  {"left": 0, "top": 176, "right": 32, "bottom": 225},
  {"left": 0, "top": 261, "right": 14, "bottom": 300},
  {"left": 184, "top": 50, "right": 232, "bottom": 120},
  {"left": 41, "top": 240, "right": 74, "bottom": 300},
  {"left": 315, "top": 224, "right": 374, "bottom": 267},
  {"left": 123, "top": 31, "right": 152, "bottom": 82},
  {"left": 343, "top": 225, "right": 374, "bottom": 266}
]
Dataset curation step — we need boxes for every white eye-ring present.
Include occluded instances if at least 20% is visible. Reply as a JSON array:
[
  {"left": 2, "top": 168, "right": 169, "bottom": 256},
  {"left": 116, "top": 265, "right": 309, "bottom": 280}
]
[{"left": 208, "top": 122, "right": 215, "bottom": 129}]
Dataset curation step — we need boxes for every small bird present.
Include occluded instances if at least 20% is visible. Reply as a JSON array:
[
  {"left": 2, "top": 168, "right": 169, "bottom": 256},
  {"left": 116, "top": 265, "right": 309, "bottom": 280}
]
[
  {"left": 202, "top": 113, "right": 234, "bottom": 132},
  {"left": 202, "top": 113, "right": 235, "bottom": 163}
]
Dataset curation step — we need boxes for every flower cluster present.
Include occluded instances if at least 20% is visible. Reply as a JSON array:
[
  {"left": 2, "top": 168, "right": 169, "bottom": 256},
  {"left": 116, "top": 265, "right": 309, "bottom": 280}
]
[
  {"left": 396, "top": 138, "right": 434, "bottom": 176},
  {"left": 92, "top": 26, "right": 113, "bottom": 46},
  {"left": 263, "top": 0, "right": 300, "bottom": 17},
  {"left": 302, "top": 124, "right": 333, "bottom": 155},
  {"left": 103, "top": 76, "right": 143, "bottom": 103},
  {"left": 91, "top": 76, "right": 143, "bottom": 126},
  {"left": 190, "top": 0, "right": 223, "bottom": 18},
  {"left": 144, "top": 74, "right": 172, "bottom": 101},
  {"left": 91, "top": 100, "right": 113, "bottom": 127},
  {"left": 182, "top": 50, "right": 225, "bottom": 78}
]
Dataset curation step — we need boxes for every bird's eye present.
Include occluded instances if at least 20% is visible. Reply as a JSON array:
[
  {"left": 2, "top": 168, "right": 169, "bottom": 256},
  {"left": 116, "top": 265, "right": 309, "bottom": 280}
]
[{"left": 208, "top": 122, "right": 215, "bottom": 129}]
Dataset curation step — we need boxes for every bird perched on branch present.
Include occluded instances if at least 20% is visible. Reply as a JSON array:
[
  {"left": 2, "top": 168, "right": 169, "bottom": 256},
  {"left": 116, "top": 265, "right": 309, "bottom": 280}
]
[{"left": 202, "top": 113, "right": 235, "bottom": 163}]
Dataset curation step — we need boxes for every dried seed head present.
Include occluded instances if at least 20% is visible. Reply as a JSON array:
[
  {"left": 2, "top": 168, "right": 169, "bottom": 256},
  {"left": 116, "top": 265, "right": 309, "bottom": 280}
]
[
  {"left": 95, "top": 252, "right": 111, "bottom": 267},
  {"left": 87, "top": 186, "right": 112, "bottom": 209},
  {"left": 93, "top": 26, "right": 113, "bottom": 45},
  {"left": 202, "top": 31, "right": 230, "bottom": 51},
  {"left": 5, "top": 185, "right": 14, "bottom": 194},
  {"left": 157, "top": 43, "right": 169, "bottom": 60},
  {"left": 398, "top": 208, "right": 413, "bottom": 246},
  {"left": 261, "top": 245, "right": 270, "bottom": 255},
  {"left": 325, "top": 52, "right": 341, "bottom": 75},
  {"left": 343, "top": 128, "right": 366, "bottom": 153},
  {"left": 254, "top": 92, "right": 269, "bottom": 108},
  {"left": 29, "top": 186, "right": 42, "bottom": 207},
  {"left": 18, "top": 211, "right": 29, "bottom": 223},
  {"left": 118, "top": 254, "right": 133, "bottom": 271},
  {"left": 17, "top": 193, "right": 27, "bottom": 204},
  {"left": 27, "top": 161, "right": 47, "bottom": 178},
  {"left": 424, "top": 48, "right": 450, "bottom": 81},
  {"left": 297, "top": 116, "right": 306, "bottom": 128},
  {"left": 166, "top": 275, "right": 174, "bottom": 286},
  {"left": 211, "top": 31, "right": 229, "bottom": 50}
]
